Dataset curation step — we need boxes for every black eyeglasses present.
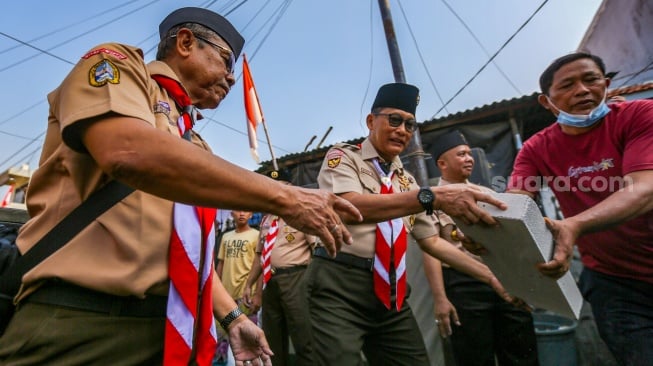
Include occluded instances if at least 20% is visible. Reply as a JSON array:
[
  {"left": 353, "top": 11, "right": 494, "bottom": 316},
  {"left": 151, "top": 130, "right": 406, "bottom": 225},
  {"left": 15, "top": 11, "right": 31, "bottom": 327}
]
[
  {"left": 374, "top": 113, "right": 418, "bottom": 132},
  {"left": 171, "top": 33, "right": 235, "bottom": 74}
]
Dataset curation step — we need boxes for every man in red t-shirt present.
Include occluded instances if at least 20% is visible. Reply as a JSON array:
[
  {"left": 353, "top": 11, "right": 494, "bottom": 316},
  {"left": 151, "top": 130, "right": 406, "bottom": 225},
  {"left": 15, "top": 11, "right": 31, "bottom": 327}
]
[{"left": 506, "top": 52, "right": 653, "bottom": 366}]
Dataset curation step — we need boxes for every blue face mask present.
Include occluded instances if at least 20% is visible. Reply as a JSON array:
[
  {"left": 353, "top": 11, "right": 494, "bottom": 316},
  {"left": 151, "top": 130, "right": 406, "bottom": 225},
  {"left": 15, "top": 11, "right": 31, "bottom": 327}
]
[{"left": 548, "top": 91, "right": 611, "bottom": 128}]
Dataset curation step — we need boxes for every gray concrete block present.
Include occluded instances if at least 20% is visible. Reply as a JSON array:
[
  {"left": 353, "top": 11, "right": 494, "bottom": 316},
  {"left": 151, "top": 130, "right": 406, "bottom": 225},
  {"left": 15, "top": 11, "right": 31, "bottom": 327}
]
[{"left": 453, "top": 193, "right": 583, "bottom": 319}]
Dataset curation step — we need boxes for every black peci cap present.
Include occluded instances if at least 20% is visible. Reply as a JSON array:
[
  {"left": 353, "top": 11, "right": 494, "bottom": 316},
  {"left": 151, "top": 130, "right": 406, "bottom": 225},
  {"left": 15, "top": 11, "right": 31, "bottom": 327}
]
[
  {"left": 432, "top": 130, "right": 469, "bottom": 160},
  {"left": 159, "top": 7, "right": 245, "bottom": 60},
  {"left": 371, "top": 83, "right": 420, "bottom": 115}
]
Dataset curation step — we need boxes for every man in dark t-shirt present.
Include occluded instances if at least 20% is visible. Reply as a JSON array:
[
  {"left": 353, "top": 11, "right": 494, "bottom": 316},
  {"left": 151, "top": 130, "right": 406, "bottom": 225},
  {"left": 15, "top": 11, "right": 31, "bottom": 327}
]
[{"left": 506, "top": 52, "right": 653, "bottom": 366}]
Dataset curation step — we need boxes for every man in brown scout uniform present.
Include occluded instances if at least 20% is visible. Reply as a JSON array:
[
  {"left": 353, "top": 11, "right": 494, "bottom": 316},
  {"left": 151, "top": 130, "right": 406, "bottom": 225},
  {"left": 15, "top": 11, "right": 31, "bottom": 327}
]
[
  {"left": 0, "top": 7, "right": 360, "bottom": 365},
  {"left": 423, "top": 130, "right": 538, "bottom": 366},
  {"left": 243, "top": 169, "right": 316, "bottom": 366},
  {"left": 309, "top": 82, "right": 517, "bottom": 365}
]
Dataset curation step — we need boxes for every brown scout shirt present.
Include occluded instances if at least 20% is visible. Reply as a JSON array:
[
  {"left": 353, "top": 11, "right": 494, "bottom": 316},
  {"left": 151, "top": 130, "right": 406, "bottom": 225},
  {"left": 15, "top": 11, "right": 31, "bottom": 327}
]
[
  {"left": 317, "top": 138, "right": 436, "bottom": 258},
  {"left": 16, "top": 43, "right": 211, "bottom": 300},
  {"left": 257, "top": 215, "right": 316, "bottom": 268},
  {"left": 435, "top": 177, "right": 484, "bottom": 266}
]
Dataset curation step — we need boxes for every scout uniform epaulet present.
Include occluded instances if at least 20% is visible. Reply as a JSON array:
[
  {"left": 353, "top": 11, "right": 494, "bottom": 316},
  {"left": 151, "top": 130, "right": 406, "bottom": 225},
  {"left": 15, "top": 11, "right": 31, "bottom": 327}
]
[{"left": 332, "top": 142, "right": 360, "bottom": 151}]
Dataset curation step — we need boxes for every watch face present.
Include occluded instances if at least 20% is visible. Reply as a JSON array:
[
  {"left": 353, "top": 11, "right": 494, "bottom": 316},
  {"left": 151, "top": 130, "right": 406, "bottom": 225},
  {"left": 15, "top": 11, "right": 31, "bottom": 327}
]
[{"left": 418, "top": 188, "right": 433, "bottom": 203}]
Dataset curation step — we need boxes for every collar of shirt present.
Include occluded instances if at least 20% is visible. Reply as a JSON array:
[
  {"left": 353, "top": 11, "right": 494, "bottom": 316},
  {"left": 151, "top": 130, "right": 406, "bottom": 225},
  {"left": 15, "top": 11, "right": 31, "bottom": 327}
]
[{"left": 360, "top": 138, "right": 403, "bottom": 173}]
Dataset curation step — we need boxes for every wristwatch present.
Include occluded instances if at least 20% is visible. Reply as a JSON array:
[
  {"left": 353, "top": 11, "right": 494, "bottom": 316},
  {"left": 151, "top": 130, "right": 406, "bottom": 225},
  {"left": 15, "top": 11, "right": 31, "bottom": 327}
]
[
  {"left": 417, "top": 187, "right": 435, "bottom": 215},
  {"left": 219, "top": 307, "right": 244, "bottom": 330}
]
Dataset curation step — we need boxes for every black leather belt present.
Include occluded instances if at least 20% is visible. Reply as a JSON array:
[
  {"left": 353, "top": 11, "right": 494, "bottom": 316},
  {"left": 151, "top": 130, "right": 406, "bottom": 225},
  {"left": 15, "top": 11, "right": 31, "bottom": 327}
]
[
  {"left": 313, "top": 247, "right": 374, "bottom": 272},
  {"left": 26, "top": 280, "right": 167, "bottom": 317},
  {"left": 272, "top": 264, "right": 307, "bottom": 276}
]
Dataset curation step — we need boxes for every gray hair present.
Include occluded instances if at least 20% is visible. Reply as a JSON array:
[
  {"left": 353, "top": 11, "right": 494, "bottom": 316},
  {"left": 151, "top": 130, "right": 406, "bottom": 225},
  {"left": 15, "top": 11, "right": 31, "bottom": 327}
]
[{"left": 156, "top": 23, "right": 220, "bottom": 60}]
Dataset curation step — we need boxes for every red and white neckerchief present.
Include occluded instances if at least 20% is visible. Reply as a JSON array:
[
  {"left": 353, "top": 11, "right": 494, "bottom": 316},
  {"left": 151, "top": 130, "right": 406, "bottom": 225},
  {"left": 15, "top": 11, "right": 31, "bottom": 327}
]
[
  {"left": 153, "top": 75, "right": 218, "bottom": 366},
  {"left": 372, "top": 158, "right": 408, "bottom": 311},
  {"left": 151, "top": 74, "right": 201, "bottom": 140},
  {"left": 165, "top": 204, "right": 217, "bottom": 366},
  {"left": 261, "top": 217, "right": 279, "bottom": 288}
]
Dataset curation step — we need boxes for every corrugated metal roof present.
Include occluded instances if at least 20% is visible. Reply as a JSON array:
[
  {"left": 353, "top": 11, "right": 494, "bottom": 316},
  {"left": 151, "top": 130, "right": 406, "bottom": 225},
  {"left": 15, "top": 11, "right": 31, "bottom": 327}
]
[
  {"left": 608, "top": 81, "right": 653, "bottom": 97},
  {"left": 421, "top": 93, "right": 540, "bottom": 132},
  {"left": 258, "top": 93, "right": 543, "bottom": 172},
  {"left": 259, "top": 82, "right": 653, "bottom": 173}
]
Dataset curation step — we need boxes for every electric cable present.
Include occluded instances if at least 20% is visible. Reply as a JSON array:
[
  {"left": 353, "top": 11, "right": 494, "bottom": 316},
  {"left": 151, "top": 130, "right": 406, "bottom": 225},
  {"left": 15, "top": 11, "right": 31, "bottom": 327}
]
[
  {"left": 397, "top": 0, "right": 449, "bottom": 114},
  {"left": 1, "top": 0, "right": 296, "bottom": 165},
  {"left": 431, "top": 0, "right": 549, "bottom": 118},
  {"left": 198, "top": 0, "right": 298, "bottom": 157},
  {"left": 358, "top": 0, "right": 376, "bottom": 129},
  {"left": 614, "top": 58, "right": 653, "bottom": 87},
  {"left": 0, "top": 0, "right": 142, "bottom": 56},
  {"left": 439, "top": 0, "right": 522, "bottom": 95},
  {"left": 0, "top": 132, "right": 45, "bottom": 170},
  {"left": 0, "top": 0, "right": 161, "bottom": 74}
]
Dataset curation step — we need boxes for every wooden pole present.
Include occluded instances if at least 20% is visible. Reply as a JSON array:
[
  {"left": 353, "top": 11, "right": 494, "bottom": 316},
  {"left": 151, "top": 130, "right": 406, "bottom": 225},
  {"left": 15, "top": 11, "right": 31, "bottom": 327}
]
[
  {"left": 261, "top": 120, "right": 278, "bottom": 171},
  {"left": 377, "top": 0, "right": 429, "bottom": 187}
]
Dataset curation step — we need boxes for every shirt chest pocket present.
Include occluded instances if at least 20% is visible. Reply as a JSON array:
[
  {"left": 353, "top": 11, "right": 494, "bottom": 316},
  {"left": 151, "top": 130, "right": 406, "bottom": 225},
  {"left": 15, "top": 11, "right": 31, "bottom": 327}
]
[{"left": 360, "top": 174, "right": 381, "bottom": 194}]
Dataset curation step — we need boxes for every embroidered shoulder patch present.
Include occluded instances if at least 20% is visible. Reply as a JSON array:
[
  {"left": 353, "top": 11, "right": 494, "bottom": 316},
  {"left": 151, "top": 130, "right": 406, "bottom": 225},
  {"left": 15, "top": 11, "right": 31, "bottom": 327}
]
[
  {"left": 153, "top": 102, "right": 171, "bottom": 123},
  {"left": 327, "top": 149, "right": 344, "bottom": 168},
  {"left": 154, "top": 101, "right": 171, "bottom": 114},
  {"left": 89, "top": 60, "right": 120, "bottom": 87},
  {"left": 82, "top": 47, "right": 128, "bottom": 60}
]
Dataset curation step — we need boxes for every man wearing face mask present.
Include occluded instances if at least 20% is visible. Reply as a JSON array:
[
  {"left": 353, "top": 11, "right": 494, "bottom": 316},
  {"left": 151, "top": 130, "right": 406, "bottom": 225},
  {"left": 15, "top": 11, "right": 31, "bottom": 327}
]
[{"left": 505, "top": 52, "right": 653, "bottom": 366}]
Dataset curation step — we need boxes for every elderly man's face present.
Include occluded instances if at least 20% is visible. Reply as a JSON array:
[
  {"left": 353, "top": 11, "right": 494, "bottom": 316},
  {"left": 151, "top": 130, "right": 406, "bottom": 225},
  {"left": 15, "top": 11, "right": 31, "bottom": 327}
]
[
  {"left": 176, "top": 30, "right": 236, "bottom": 110},
  {"left": 539, "top": 58, "right": 609, "bottom": 116},
  {"left": 366, "top": 107, "right": 414, "bottom": 162}
]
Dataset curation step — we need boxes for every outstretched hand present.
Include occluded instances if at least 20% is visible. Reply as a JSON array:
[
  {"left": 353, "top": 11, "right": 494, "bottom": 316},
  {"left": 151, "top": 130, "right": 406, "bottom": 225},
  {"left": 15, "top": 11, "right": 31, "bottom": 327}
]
[
  {"left": 229, "top": 317, "right": 273, "bottom": 366},
  {"left": 537, "top": 217, "right": 578, "bottom": 279},
  {"left": 434, "top": 184, "right": 506, "bottom": 225},
  {"left": 281, "top": 187, "right": 362, "bottom": 257}
]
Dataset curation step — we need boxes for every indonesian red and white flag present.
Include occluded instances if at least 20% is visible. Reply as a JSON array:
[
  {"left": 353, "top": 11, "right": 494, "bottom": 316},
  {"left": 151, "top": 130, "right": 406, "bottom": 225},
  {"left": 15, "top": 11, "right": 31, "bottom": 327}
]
[
  {"left": 243, "top": 54, "right": 264, "bottom": 164},
  {"left": 1, "top": 185, "right": 13, "bottom": 207}
]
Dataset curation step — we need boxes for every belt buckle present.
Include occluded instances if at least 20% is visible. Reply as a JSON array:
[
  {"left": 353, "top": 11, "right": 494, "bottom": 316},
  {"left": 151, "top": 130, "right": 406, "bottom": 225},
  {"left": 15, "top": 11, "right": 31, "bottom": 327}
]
[{"left": 271, "top": 267, "right": 277, "bottom": 275}]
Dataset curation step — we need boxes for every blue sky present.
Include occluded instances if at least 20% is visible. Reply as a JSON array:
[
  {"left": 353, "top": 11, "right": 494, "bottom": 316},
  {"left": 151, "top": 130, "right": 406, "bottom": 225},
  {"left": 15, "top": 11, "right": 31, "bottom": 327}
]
[{"left": 0, "top": 0, "right": 602, "bottom": 183}]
